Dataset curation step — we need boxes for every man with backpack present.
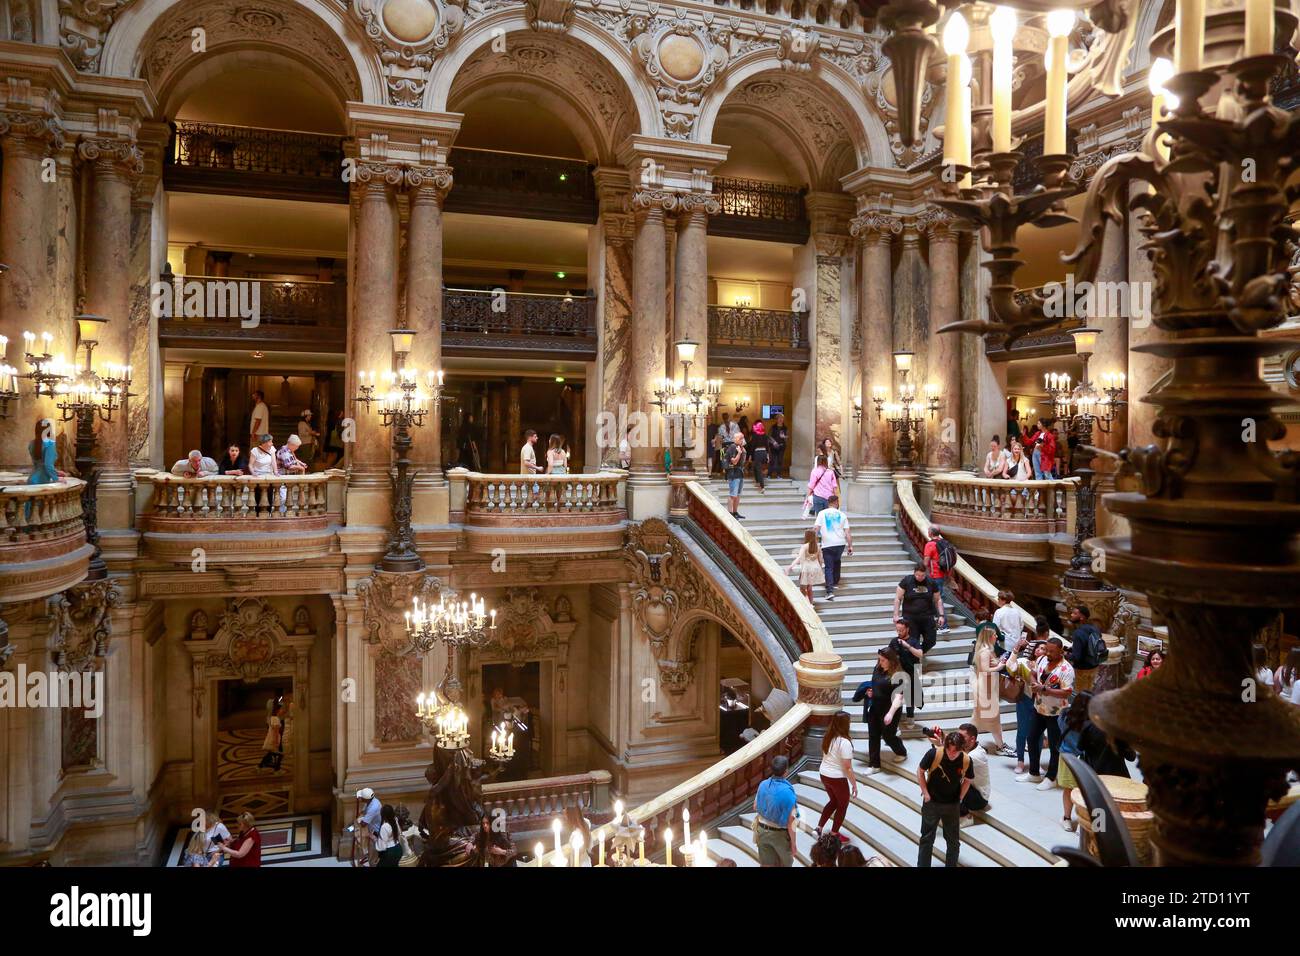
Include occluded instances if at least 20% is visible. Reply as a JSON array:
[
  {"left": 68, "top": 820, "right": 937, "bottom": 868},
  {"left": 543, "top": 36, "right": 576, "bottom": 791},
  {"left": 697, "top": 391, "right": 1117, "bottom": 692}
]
[
  {"left": 923, "top": 527, "right": 958, "bottom": 633},
  {"left": 1065, "top": 605, "right": 1107, "bottom": 692},
  {"left": 724, "top": 431, "right": 748, "bottom": 521},
  {"left": 916, "top": 730, "right": 973, "bottom": 866}
]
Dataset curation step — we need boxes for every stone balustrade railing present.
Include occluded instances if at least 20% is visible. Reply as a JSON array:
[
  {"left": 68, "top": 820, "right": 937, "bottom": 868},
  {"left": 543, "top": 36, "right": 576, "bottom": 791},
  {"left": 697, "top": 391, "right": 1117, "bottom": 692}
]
[
  {"left": 0, "top": 478, "right": 86, "bottom": 551},
  {"left": 931, "top": 471, "right": 1078, "bottom": 535},
  {"left": 482, "top": 770, "right": 612, "bottom": 836},
  {"left": 448, "top": 469, "right": 626, "bottom": 527},
  {"left": 135, "top": 470, "right": 346, "bottom": 531}
]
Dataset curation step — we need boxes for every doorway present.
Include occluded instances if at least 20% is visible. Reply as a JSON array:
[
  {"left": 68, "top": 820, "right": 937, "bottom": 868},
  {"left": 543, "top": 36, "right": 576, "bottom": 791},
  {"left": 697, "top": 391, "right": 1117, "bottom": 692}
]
[
  {"left": 481, "top": 662, "right": 541, "bottom": 781},
  {"left": 213, "top": 677, "right": 295, "bottom": 819}
]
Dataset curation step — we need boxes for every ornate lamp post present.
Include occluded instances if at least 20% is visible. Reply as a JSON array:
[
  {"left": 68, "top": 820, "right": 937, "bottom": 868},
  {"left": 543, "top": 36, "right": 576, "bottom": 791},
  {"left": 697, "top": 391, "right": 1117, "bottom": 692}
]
[
  {"left": 872, "top": 350, "right": 939, "bottom": 471},
  {"left": 653, "top": 340, "right": 721, "bottom": 473},
  {"left": 1045, "top": 327, "right": 1127, "bottom": 591},
  {"left": 354, "top": 328, "right": 443, "bottom": 573}
]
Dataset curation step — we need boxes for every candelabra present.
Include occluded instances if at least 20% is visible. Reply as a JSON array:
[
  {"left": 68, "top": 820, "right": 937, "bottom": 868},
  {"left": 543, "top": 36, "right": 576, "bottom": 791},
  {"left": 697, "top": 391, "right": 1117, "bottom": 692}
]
[
  {"left": 927, "top": 1, "right": 1300, "bottom": 866},
  {"left": 354, "top": 328, "right": 443, "bottom": 573},
  {"left": 406, "top": 592, "right": 496, "bottom": 655},
  {"left": 872, "top": 351, "right": 939, "bottom": 471},
  {"left": 1042, "top": 328, "right": 1129, "bottom": 591},
  {"left": 651, "top": 340, "right": 721, "bottom": 473},
  {"left": 487, "top": 721, "right": 516, "bottom": 762}
]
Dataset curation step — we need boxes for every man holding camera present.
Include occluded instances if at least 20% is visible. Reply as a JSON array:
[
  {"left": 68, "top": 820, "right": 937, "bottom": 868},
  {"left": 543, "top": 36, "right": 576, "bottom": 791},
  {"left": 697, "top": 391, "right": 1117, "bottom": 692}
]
[{"left": 916, "top": 730, "right": 973, "bottom": 867}]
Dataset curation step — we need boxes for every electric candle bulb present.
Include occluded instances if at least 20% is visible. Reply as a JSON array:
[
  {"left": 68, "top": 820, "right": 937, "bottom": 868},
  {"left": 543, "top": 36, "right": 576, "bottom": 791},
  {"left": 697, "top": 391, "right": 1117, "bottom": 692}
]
[
  {"left": 534, "top": 842, "right": 545, "bottom": 867},
  {"left": 942, "top": 13, "right": 971, "bottom": 178},
  {"left": 664, "top": 828, "right": 673, "bottom": 866},
  {"left": 1246, "top": 0, "right": 1273, "bottom": 58},
  {"left": 1044, "top": 9, "right": 1075, "bottom": 156},
  {"left": 1174, "top": 0, "right": 1205, "bottom": 74},
  {"left": 990, "top": 6, "right": 1016, "bottom": 153}
]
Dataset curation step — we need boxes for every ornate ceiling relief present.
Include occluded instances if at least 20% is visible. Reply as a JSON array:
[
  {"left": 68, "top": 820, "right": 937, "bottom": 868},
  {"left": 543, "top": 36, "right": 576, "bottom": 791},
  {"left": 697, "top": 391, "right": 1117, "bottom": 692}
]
[
  {"left": 624, "top": 518, "right": 761, "bottom": 694},
  {"left": 449, "top": 34, "right": 633, "bottom": 155},
  {"left": 474, "top": 587, "right": 574, "bottom": 667},
  {"left": 140, "top": 1, "right": 362, "bottom": 102},
  {"left": 352, "top": 0, "right": 463, "bottom": 107},
  {"left": 59, "top": 0, "right": 141, "bottom": 71},
  {"left": 727, "top": 72, "right": 853, "bottom": 182},
  {"left": 49, "top": 580, "right": 121, "bottom": 672}
]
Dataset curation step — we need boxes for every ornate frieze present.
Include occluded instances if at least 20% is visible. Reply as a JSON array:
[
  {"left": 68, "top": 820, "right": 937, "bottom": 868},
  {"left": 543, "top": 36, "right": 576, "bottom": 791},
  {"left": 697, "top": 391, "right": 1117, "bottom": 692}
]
[
  {"left": 627, "top": 11, "right": 730, "bottom": 140},
  {"left": 49, "top": 579, "right": 121, "bottom": 672},
  {"left": 354, "top": 568, "right": 447, "bottom": 650},
  {"left": 0, "top": 78, "right": 65, "bottom": 154},
  {"left": 525, "top": 0, "right": 576, "bottom": 32},
  {"left": 352, "top": 0, "right": 464, "bottom": 107}
]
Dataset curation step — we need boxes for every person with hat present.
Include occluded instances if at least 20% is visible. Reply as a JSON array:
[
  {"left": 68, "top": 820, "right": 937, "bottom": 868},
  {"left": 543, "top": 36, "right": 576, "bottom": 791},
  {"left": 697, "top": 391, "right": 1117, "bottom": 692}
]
[
  {"left": 353, "top": 787, "right": 382, "bottom": 866},
  {"left": 296, "top": 409, "right": 318, "bottom": 468}
]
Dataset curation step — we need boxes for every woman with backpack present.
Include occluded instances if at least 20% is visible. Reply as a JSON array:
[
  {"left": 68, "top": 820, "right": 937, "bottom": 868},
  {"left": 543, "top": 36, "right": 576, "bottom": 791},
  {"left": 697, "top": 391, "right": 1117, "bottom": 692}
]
[{"left": 969, "top": 609, "right": 1013, "bottom": 756}]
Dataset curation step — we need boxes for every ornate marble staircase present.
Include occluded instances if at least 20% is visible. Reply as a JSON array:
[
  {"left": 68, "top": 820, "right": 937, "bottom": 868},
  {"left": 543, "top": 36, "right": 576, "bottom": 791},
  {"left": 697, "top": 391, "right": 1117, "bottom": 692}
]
[{"left": 700, "top": 478, "right": 1065, "bottom": 867}]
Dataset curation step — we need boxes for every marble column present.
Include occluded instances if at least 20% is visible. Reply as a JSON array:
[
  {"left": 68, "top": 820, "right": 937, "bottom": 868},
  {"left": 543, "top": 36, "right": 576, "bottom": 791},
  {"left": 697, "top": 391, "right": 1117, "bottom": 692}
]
[
  {"left": 347, "top": 161, "right": 403, "bottom": 527},
  {"left": 79, "top": 133, "right": 143, "bottom": 533},
  {"left": 847, "top": 212, "right": 900, "bottom": 514},
  {"left": 128, "top": 123, "right": 169, "bottom": 471},
  {"left": 593, "top": 173, "right": 634, "bottom": 469},
  {"left": 505, "top": 376, "right": 522, "bottom": 466},
  {"left": 892, "top": 224, "right": 927, "bottom": 480},
  {"left": 487, "top": 384, "right": 504, "bottom": 472},
  {"left": 1090, "top": 212, "right": 1129, "bottom": 537},
  {"left": 569, "top": 382, "right": 585, "bottom": 471},
  {"left": 0, "top": 101, "right": 63, "bottom": 469},
  {"left": 626, "top": 190, "right": 672, "bottom": 518},
  {"left": 673, "top": 196, "right": 715, "bottom": 474},
  {"left": 921, "top": 212, "right": 962, "bottom": 477},
  {"left": 812, "top": 233, "right": 850, "bottom": 458},
  {"left": 404, "top": 164, "right": 453, "bottom": 523}
]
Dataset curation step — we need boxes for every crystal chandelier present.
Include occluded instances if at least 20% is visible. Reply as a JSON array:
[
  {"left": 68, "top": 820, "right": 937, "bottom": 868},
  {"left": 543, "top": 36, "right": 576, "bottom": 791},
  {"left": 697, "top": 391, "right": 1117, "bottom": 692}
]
[
  {"left": 415, "top": 690, "right": 470, "bottom": 750},
  {"left": 405, "top": 592, "right": 496, "bottom": 655}
]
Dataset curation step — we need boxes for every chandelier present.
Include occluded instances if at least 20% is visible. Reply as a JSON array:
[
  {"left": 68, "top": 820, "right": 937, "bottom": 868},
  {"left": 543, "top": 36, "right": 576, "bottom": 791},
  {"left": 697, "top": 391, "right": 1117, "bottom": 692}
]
[
  {"left": 650, "top": 340, "right": 722, "bottom": 472},
  {"left": 405, "top": 592, "right": 495, "bottom": 655},
  {"left": 871, "top": 350, "right": 940, "bottom": 470}
]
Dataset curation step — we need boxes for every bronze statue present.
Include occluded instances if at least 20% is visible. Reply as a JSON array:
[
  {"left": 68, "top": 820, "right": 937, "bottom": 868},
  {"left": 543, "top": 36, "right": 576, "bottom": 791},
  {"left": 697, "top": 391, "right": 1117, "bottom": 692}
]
[{"left": 416, "top": 745, "right": 490, "bottom": 867}]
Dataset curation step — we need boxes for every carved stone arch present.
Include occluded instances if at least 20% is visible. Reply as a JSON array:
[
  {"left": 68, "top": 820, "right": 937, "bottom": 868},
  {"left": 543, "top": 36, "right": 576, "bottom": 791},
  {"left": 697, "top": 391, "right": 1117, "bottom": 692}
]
[
  {"left": 697, "top": 54, "right": 889, "bottom": 175},
  {"left": 711, "top": 101, "right": 820, "bottom": 189},
  {"left": 99, "top": 0, "right": 384, "bottom": 106},
  {"left": 425, "top": 11, "right": 659, "bottom": 149}
]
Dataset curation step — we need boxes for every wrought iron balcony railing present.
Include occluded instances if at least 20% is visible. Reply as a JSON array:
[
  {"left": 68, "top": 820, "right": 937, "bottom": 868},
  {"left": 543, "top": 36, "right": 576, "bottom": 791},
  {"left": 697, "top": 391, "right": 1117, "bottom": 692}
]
[
  {"left": 445, "top": 147, "right": 597, "bottom": 222},
  {"left": 709, "top": 177, "right": 809, "bottom": 244},
  {"left": 442, "top": 289, "right": 598, "bottom": 359},
  {"left": 156, "top": 275, "right": 347, "bottom": 350},
  {"left": 166, "top": 121, "right": 348, "bottom": 202},
  {"left": 708, "top": 304, "right": 810, "bottom": 368}
]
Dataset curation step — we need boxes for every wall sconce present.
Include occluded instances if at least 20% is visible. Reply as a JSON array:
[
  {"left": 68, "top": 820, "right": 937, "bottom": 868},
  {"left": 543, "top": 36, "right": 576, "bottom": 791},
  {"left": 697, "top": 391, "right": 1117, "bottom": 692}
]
[{"left": 734, "top": 395, "right": 750, "bottom": 414}]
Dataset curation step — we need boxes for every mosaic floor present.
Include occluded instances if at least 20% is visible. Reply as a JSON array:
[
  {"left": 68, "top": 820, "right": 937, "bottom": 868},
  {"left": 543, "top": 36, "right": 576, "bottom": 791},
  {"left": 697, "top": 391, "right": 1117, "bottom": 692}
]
[{"left": 216, "top": 727, "right": 292, "bottom": 818}]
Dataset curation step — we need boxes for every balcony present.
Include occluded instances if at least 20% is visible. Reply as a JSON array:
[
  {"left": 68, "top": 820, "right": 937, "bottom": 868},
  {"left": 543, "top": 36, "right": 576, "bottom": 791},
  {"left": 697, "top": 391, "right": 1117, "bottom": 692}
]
[
  {"left": 448, "top": 469, "right": 626, "bottom": 554},
  {"left": 156, "top": 274, "right": 347, "bottom": 351},
  {"left": 445, "top": 147, "right": 597, "bottom": 224},
  {"left": 709, "top": 177, "right": 809, "bottom": 244},
  {"left": 134, "top": 470, "right": 346, "bottom": 564},
  {"left": 0, "top": 478, "right": 93, "bottom": 604},
  {"left": 442, "top": 289, "right": 597, "bottom": 360},
  {"left": 707, "top": 305, "right": 810, "bottom": 368},
  {"left": 165, "top": 122, "right": 348, "bottom": 203},
  {"left": 927, "top": 472, "right": 1078, "bottom": 563}
]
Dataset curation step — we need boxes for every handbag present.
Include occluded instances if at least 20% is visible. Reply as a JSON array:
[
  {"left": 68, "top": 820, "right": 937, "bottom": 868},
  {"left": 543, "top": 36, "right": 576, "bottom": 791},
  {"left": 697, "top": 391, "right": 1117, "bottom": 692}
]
[
  {"left": 801, "top": 494, "right": 813, "bottom": 519},
  {"left": 998, "top": 673, "right": 1023, "bottom": 702}
]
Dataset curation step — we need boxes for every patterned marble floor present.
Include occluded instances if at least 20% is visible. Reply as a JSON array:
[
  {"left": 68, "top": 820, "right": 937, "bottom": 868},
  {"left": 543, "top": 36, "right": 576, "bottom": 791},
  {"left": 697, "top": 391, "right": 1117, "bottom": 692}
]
[
  {"left": 163, "top": 813, "right": 325, "bottom": 866},
  {"left": 216, "top": 727, "right": 292, "bottom": 818}
]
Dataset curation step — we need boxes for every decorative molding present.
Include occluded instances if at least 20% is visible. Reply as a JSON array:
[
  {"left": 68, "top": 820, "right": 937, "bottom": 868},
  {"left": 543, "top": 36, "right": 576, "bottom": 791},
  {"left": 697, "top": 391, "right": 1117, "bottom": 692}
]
[
  {"left": 352, "top": 0, "right": 463, "bottom": 107},
  {"left": 525, "top": 0, "right": 576, "bottom": 33},
  {"left": 49, "top": 579, "right": 121, "bottom": 672},
  {"left": 475, "top": 586, "right": 575, "bottom": 666},
  {"left": 58, "top": 0, "right": 141, "bottom": 71},
  {"left": 674, "top": 190, "right": 721, "bottom": 217},
  {"left": 777, "top": 27, "right": 821, "bottom": 72},
  {"left": 77, "top": 132, "right": 144, "bottom": 178},
  {"left": 849, "top": 209, "right": 904, "bottom": 244},
  {"left": 354, "top": 568, "right": 447, "bottom": 650},
  {"left": 202, "top": 598, "right": 298, "bottom": 682},
  {"left": 627, "top": 11, "right": 730, "bottom": 140},
  {"left": 404, "top": 162, "right": 454, "bottom": 200},
  {"left": 0, "top": 78, "right": 65, "bottom": 154}
]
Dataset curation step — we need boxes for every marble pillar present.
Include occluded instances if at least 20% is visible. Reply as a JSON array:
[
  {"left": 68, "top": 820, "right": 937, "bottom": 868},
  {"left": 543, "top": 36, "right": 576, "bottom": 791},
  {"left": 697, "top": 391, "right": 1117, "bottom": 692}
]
[
  {"left": 813, "top": 234, "right": 850, "bottom": 459},
  {"left": 569, "top": 382, "right": 585, "bottom": 470},
  {"left": 404, "top": 164, "right": 453, "bottom": 523},
  {"left": 673, "top": 198, "right": 714, "bottom": 474},
  {"left": 1090, "top": 212, "right": 1129, "bottom": 537},
  {"left": 627, "top": 190, "right": 672, "bottom": 518},
  {"left": 922, "top": 214, "right": 962, "bottom": 477},
  {"left": 487, "top": 384, "right": 504, "bottom": 472},
  {"left": 960, "top": 236, "right": 1006, "bottom": 469},
  {"left": 847, "top": 212, "right": 900, "bottom": 514},
  {"left": 505, "top": 377, "right": 522, "bottom": 467},
  {"left": 347, "top": 162, "right": 403, "bottom": 527},
  {"left": 892, "top": 224, "right": 927, "bottom": 480},
  {"left": 79, "top": 134, "right": 143, "bottom": 534},
  {"left": 128, "top": 125, "right": 168, "bottom": 472},
  {"left": 597, "top": 214, "right": 634, "bottom": 469},
  {"left": 0, "top": 103, "right": 63, "bottom": 469}
]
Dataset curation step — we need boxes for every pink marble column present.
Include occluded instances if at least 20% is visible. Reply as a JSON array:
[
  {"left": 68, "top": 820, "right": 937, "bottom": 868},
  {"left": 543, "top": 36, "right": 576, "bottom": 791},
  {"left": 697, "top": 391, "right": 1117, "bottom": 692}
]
[
  {"left": 627, "top": 190, "right": 672, "bottom": 511},
  {"left": 922, "top": 213, "right": 962, "bottom": 474},
  {"left": 349, "top": 162, "right": 403, "bottom": 489},
  {"left": 78, "top": 135, "right": 143, "bottom": 485},
  {"left": 0, "top": 104, "right": 63, "bottom": 469},
  {"left": 404, "top": 164, "right": 452, "bottom": 480},
  {"left": 673, "top": 197, "right": 715, "bottom": 473}
]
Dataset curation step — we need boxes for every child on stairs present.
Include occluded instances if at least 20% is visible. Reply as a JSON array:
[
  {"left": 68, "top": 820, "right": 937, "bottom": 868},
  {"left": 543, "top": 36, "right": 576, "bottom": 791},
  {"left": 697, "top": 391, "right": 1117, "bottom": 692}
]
[{"left": 788, "top": 528, "right": 826, "bottom": 603}]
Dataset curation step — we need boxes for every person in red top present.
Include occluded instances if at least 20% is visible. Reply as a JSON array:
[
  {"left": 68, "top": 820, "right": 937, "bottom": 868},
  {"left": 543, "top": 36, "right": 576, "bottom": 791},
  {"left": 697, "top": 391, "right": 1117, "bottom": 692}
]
[
  {"left": 922, "top": 527, "right": 953, "bottom": 634},
  {"left": 222, "top": 812, "right": 262, "bottom": 867},
  {"left": 1026, "top": 417, "right": 1057, "bottom": 480}
]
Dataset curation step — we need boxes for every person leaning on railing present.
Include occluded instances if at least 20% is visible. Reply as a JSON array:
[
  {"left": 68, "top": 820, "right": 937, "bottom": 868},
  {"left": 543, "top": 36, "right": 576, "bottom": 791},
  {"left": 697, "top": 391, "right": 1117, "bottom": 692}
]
[{"left": 170, "top": 450, "right": 219, "bottom": 478}]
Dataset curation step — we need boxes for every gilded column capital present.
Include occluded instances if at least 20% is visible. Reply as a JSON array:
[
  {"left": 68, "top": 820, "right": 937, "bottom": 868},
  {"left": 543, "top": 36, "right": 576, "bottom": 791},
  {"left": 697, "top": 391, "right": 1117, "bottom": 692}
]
[
  {"left": 404, "top": 163, "right": 454, "bottom": 203},
  {"left": 77, "top": 134, "right": 144, "bottom": 179},
  {"left": 849, "top": 210, "right": 904, "bottom": 246},
  {"left": 675, "top": 190, "right": 721, "bottom": 218},
  {"left": 813, "top": 233, "right": 851, "bottom": 259},
  {"left": 913, "top": 205, "right": 960, "bottom": 242}
]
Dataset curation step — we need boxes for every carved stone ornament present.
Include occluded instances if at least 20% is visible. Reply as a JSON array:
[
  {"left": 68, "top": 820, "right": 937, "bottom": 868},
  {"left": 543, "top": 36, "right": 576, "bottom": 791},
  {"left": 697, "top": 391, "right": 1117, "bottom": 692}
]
[
  {"left": 49, "top": 579, "right": 121, "bottom": 672},
  {"left": 351, "top": 0, "right": 464, "bottom": 108},
  {"left": 624, "top": 518, "right": 752, "bottom": 695},
  {"left": 205, "top": 597, "right": 296, "bottom": 683},
  {"left": 628, "top": 11, "right": 730, "bottom": 140},
  {"left": 355, "top": 568, "right": 447, "bottom": 650},
  {"left": 0, "top": 79, "right": 66, "bottom": 153},
  {"left": 849, "top": 209, "right": 904, "bottom": 244},
  {"left": 479, "top": 587, "right": 563, "bottom": 666},
  {"left": 59, "top": 0, "right": 141, "bottom": 71},
  {"left": 525, "top": 0, "right": 576, "bottom": 33},
  {"left": 777, "top": 27, "right": 822, "bottom": 72},
  {"left": 188, "top": 609, "right": 210, "bottom": 641}
]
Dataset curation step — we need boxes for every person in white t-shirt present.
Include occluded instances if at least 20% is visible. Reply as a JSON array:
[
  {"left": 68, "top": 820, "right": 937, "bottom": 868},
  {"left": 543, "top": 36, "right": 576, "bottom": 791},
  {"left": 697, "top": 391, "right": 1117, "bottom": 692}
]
[
  {"left": 815, "top": 711, "right": 856, "bottom": 839},
  {"left": 813, "top": 495, "right": 853, "bottom": 601},
  {"left": 248, "top": 390, "right": 270, "bottom": 451},
  {"left": 248, "top": 435, "right": 278, "bottom": 477},
  {"left": 993, "top": 589, "right": 1027, "bottom": 650},
  {"left": 958, "top": 723, "right": 991, "bottom": 826}
]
